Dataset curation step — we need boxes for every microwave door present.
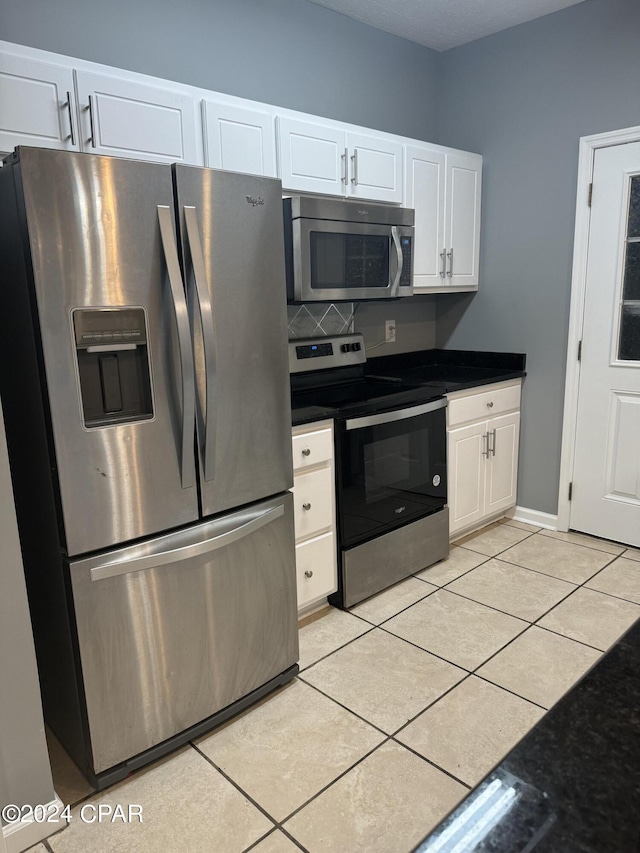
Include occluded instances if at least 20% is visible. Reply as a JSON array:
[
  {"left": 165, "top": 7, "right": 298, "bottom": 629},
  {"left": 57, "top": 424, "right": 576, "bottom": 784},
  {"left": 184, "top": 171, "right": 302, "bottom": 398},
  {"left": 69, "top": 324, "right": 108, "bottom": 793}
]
[{"left": 294, "top": 219, "right": 396, "bottom": 302}]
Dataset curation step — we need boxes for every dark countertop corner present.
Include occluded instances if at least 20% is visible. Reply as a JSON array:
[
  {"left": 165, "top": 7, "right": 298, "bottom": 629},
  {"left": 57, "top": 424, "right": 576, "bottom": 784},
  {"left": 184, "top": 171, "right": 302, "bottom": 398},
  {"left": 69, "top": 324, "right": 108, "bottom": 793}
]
[{"left": 291, "top": 404, "right": 338, "bottom": 427}]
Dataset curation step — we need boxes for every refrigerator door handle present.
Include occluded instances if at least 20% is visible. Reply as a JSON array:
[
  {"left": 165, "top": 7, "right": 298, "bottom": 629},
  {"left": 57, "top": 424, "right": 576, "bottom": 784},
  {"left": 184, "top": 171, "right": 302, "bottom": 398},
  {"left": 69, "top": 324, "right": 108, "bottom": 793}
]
[
  {"left": 183, "top": 205, "right": 217, "bottom": 483},
  {"left": 157, "top": 205, "right": 197, "bottom": 490},
  {"left": 88, "top": 502, "right": 285, "bottom": 581}
]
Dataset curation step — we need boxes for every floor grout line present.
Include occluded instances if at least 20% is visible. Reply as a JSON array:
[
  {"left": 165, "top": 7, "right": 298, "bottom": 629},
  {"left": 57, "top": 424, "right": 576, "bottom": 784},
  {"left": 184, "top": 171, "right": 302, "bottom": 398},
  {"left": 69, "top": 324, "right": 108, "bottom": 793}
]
[
  {"left": 189, "top": 741, "right": 280, "bottom": 831},
  {"left": 576, "top": 584, "right": 640, "bottom": 608},
  {"left": 297, "top": 675, "right": 392, "bottom": 739},
  {"left": 390, "top": 737, "right": 473, "bottom": 790},
  {"left": 276, "top": 737, "right": 394, "bottom": 826},
  {"left": 298, "top": 620, "right": 376, "bottom": 674}
]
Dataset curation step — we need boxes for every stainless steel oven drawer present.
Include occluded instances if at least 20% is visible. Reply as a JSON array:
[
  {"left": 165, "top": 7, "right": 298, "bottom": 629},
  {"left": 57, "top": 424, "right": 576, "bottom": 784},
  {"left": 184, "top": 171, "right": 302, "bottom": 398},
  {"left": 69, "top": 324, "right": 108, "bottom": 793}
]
[{"left": 340, "top": 508, "right": 449, "bottom": 608}]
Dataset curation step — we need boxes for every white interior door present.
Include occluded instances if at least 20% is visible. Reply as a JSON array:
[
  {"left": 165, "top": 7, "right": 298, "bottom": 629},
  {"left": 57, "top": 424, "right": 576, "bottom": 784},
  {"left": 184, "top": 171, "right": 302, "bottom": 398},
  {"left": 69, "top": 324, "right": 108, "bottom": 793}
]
[{"left": 571, "top": 141, "right": 640, "bottom": 546}]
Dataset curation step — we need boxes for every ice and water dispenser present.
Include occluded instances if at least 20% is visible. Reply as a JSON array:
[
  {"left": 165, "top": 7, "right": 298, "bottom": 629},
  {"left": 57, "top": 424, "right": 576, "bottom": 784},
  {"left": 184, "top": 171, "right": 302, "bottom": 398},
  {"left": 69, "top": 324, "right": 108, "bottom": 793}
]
[{"left": 73, "top": 308, "right": 153, "bottom": 427}]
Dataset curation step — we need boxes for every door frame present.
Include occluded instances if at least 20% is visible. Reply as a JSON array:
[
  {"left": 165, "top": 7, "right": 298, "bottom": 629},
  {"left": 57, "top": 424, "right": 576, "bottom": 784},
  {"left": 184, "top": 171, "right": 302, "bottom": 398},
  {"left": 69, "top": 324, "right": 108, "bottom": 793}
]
[{"left": 557, "top": 124, "right": 640, "bottom": 532}]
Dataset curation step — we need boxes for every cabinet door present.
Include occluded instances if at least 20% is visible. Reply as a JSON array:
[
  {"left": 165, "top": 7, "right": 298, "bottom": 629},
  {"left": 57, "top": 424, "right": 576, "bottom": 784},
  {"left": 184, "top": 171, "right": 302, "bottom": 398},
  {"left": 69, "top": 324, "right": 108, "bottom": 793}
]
[
  {"left": 445, "top": 151, "right": 481, "bottom": 288},
  {"left": 75, "top": 70, "right": 201, "bottom": 164},
  {"left": 448, "top": 420, "right": 487, "bottom": 537},
  {"left": 347, "top": 132, "right": 403, "bottom": 203},
  {"left": 202, "top": 101, "right": 276, "bottom": 176},
  {"left": 295, "top": 531, "right": 337, "bottom": 610},
  {"left": 277, "top": 116, "right": 346, "bottom": 196},
  {"left": 404, "top": 145, "right": 446, "bottom": 289},
  {"left": 0, "top": 52, "right": 79, "bottom": 155},
  {"left": 485, "top": 412, "right": 520, "bottom": 516}
]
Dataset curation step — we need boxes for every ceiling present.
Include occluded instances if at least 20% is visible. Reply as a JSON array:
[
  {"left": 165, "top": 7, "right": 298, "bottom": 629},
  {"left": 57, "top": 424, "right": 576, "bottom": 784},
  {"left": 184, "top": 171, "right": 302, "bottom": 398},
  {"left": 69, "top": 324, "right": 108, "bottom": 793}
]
[{"left": 304, "top": 0, "right": 587, "bottom": 51}]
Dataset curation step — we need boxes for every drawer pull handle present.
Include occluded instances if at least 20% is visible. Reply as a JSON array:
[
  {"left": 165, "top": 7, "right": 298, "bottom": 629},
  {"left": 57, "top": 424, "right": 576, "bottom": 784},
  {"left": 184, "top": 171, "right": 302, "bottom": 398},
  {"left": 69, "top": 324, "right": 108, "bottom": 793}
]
[
  {"left": 487, "top": 401, "right": 494, "bottom": 408},
  {"left": 301, "top": 447, "right": 311, "bottom": 456},
  {"left": 304, "top": 570, "right": 314, "bottom": 578},
  {"left": 302, "top": 502, "right": 311, "bottom": 511}
]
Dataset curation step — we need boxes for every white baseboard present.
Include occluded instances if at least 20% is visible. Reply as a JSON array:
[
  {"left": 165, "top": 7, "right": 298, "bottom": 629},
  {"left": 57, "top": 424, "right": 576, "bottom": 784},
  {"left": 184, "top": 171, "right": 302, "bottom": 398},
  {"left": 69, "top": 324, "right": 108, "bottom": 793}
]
[
  {"left": 3, "top": 796, "right": 67, "bottom": 853},
  {"left": 506, "top": 505, "right": 558, "bottom": 530}
]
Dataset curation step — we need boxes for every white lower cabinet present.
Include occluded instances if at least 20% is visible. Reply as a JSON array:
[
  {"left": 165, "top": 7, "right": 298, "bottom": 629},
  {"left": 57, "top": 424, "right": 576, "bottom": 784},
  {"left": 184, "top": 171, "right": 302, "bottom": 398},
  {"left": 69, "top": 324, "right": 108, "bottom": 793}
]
[
  {"left": 447, "top": 381, "right": 521, "bottom": 539},
  {"left": 291, "top": 420, "right": 338, "bottom": 613}
]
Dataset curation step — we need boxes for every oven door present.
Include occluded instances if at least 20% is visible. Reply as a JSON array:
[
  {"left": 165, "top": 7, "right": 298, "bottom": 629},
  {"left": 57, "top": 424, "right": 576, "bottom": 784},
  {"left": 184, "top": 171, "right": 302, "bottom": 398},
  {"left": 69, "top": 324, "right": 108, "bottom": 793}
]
[
  {"left": 336, "top": 399, "right": 447, "bottom": 548},
  {"left": 292, "top": 218, "right": 413, "bottom": 301}
]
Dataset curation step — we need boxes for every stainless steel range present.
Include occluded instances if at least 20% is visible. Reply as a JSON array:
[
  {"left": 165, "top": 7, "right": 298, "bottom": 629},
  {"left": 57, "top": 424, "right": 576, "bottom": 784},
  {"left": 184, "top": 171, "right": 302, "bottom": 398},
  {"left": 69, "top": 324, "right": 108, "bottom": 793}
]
[{"left": 290, "top": 334, "right": 449, "bottom": 608}]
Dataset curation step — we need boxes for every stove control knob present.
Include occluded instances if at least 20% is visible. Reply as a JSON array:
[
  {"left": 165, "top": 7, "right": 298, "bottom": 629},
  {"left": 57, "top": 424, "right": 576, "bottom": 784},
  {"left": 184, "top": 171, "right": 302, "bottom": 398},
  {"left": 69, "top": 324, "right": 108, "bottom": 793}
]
[
  {"left": 302, "top": 447, "right": 311, "bottom": 457},
  {"left": 304, "top": 570, "right": 314, "bottom": 578},
  {"left": 341, "top": 343, "right": 350, "bottom": 353},
  {"left": 302, "top": 502, "right": 311, "bottom": 511},
  {"left": 353, "top": 342, "right": 362, "bottom": 351}
]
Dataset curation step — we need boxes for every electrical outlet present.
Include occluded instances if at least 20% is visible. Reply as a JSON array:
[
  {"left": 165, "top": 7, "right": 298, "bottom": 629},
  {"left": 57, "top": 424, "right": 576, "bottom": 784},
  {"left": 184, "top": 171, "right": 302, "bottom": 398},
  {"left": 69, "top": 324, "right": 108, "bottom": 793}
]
[{"left": 385, "top": 320, "right": 396, "bottom": 343}]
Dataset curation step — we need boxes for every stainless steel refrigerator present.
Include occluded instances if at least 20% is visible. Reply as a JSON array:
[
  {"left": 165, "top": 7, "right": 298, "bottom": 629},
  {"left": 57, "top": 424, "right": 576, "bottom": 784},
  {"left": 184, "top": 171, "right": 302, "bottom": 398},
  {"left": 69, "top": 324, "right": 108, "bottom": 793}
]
[{"left": 0, "top": 147, "right": 298, "bottom": 788}]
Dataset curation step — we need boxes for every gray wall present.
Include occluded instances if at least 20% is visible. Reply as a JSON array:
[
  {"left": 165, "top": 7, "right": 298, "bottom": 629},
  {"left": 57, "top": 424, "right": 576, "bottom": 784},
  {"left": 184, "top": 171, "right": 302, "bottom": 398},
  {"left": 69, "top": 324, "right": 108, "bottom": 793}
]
[
  {"left": 436, "top": 0, "right": 640, "bottom": 515},
  {"left": 0, "top": 0, "right": 439, "bottom": 142},
  {"left": 357, "top": 298, "right": 437, "bottom": 355},
  {"left": 0, "top": 401, "right": 55, "bottom": 816}
]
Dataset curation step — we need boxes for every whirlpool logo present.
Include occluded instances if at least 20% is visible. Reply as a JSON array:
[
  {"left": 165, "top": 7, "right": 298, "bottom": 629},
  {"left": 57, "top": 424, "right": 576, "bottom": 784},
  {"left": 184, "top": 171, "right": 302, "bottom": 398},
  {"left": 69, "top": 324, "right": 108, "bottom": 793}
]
[{"left": 246, "top": 195, "right": 264, "bottom": 207}]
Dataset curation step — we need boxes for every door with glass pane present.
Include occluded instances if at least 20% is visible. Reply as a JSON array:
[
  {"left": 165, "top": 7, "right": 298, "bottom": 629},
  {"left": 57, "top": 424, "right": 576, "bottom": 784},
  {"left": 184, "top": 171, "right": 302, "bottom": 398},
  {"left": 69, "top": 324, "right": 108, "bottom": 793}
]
[{"left": 571, "top": 141, "right": 640, "bottom": 546}]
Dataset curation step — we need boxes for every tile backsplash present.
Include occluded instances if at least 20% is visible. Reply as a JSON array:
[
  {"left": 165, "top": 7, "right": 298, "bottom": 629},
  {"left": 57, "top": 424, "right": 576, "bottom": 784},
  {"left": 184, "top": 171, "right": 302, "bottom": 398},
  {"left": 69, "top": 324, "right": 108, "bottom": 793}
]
[{"left": 287, "top": 303, "right": 355, "bottom": 339}]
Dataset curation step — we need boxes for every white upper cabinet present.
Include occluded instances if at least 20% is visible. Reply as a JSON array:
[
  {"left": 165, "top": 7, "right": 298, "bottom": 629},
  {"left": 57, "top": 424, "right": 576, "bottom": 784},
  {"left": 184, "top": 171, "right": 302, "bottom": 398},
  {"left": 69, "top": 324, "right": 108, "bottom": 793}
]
[
  {"left": 277, "top": 117, "right": 346, "bottom": 196},
  {"left": 0, "top": 52, "right": 79, "bottom": 156},
  {"left": 202, "top": 101, "right": 276, "bottom": 176},
  {"left": 277, "top": 117, "right": 403, "bottom": 203},
  {"left": 346, "top": 132, "right": 403, "bottom": 203},
  {"left": 406, "top": 145, "right": 481, "bottom": 292},
  {"left": 74, "top": 70, "right": 201, "bottom": 164},
  {"left": 404, "top": 145, "right": 446, "bottom": 287},
  {"left": 445, "top": 150, "right": 482, "bottom": 288}
]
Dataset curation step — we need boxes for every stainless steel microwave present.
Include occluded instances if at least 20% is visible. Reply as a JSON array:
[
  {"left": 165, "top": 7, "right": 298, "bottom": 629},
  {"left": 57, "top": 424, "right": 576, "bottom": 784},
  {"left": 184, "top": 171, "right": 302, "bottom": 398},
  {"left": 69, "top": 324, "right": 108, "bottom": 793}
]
[{"left": 284, "top": 196, "right": 414, "bottom": 302}]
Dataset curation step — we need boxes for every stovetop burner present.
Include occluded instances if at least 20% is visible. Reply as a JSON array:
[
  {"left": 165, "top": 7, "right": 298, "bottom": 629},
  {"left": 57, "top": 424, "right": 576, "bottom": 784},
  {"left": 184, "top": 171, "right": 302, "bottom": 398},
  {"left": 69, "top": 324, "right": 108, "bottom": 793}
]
[{"left": 289, "top": 334, "right": 444, "bottom": 417}]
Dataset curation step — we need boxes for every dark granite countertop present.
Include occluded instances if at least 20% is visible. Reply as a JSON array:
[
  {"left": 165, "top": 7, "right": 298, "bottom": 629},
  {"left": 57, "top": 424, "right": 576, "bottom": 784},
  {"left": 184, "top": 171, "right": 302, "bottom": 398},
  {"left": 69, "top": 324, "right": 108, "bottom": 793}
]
[
  {"left": 291, "top": 404, "right": 338, "bottom": 427},
  {"left": 415, "top": 617, "right": 640, "bottom": 852},
  {"left": 366, "top": 349, "right": 526, "bottom": 393},
  {"left": 290, "top": 349, "right": 527, "bottom": 425}
]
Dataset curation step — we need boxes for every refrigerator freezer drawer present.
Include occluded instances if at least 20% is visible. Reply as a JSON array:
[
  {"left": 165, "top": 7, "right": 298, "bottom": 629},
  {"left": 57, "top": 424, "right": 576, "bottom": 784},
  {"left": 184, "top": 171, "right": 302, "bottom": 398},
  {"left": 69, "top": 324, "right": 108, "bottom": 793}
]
[{"left": 70, "top": 492, "right": 297, "bottom": 774}]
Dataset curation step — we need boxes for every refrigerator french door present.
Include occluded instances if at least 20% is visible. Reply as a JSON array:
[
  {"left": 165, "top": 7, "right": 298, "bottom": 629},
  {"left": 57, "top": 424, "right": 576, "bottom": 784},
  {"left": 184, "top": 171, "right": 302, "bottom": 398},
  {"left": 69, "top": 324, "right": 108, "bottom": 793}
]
[{"left": 0, "top": 147, "right": 297, "bottom": 787}]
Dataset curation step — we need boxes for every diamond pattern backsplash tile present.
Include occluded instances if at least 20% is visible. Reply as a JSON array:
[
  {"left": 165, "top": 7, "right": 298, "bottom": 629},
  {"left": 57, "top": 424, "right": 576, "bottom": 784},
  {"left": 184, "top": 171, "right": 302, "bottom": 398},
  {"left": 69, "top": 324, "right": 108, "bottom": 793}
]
[{"left": 288, "top": 303, "right": 355, "bottom": 339}]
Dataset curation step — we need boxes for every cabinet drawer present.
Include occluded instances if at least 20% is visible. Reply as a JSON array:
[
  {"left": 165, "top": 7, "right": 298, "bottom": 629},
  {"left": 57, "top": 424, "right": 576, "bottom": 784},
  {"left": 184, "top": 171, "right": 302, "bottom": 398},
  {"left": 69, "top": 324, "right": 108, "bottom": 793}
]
[
  {"left": 295, "top": 532, "right": 337, "bottom": 609},
  {"left": 292, "top": 467, "right": 334, "bottom": 540},
  {"left": 448, "top": 382, "right": 521, "bottom": 427},
  {"left": 292, "top": 427, "right": 333, "bottom": 471}
]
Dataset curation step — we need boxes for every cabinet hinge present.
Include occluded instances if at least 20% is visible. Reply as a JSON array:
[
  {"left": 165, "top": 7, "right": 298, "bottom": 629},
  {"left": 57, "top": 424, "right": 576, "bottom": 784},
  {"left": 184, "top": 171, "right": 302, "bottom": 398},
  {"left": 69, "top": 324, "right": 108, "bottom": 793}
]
[
  {"left": 577, "top": 340, "right": 582, "bottom": 362},
  {"left": 568, "top": 482, "right": 573, "bottom": 501},
  {"left": 588, "top": 183, "right": 593, "bottom": 207}
]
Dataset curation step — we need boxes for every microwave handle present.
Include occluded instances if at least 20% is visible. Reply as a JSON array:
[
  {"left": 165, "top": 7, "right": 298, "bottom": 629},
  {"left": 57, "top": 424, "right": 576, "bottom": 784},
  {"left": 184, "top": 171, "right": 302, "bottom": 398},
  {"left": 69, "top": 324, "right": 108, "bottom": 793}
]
[{"left": 390, "top": 226, "right": 403, "bottom": 296}]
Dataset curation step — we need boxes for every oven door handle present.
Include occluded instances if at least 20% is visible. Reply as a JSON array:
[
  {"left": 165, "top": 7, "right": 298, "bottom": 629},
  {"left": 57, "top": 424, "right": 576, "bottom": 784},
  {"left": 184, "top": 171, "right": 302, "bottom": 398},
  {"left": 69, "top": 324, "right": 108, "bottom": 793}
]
[{"left": 344, "top": 398, "right": 446, "bottom": 431}]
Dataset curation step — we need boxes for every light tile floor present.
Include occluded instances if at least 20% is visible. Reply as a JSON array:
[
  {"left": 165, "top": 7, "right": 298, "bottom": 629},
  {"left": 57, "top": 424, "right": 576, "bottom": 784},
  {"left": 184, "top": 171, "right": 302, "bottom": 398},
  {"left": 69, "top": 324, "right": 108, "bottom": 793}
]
[{"left": 34, "top": 519, "right": 639, "bottom": 853}]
